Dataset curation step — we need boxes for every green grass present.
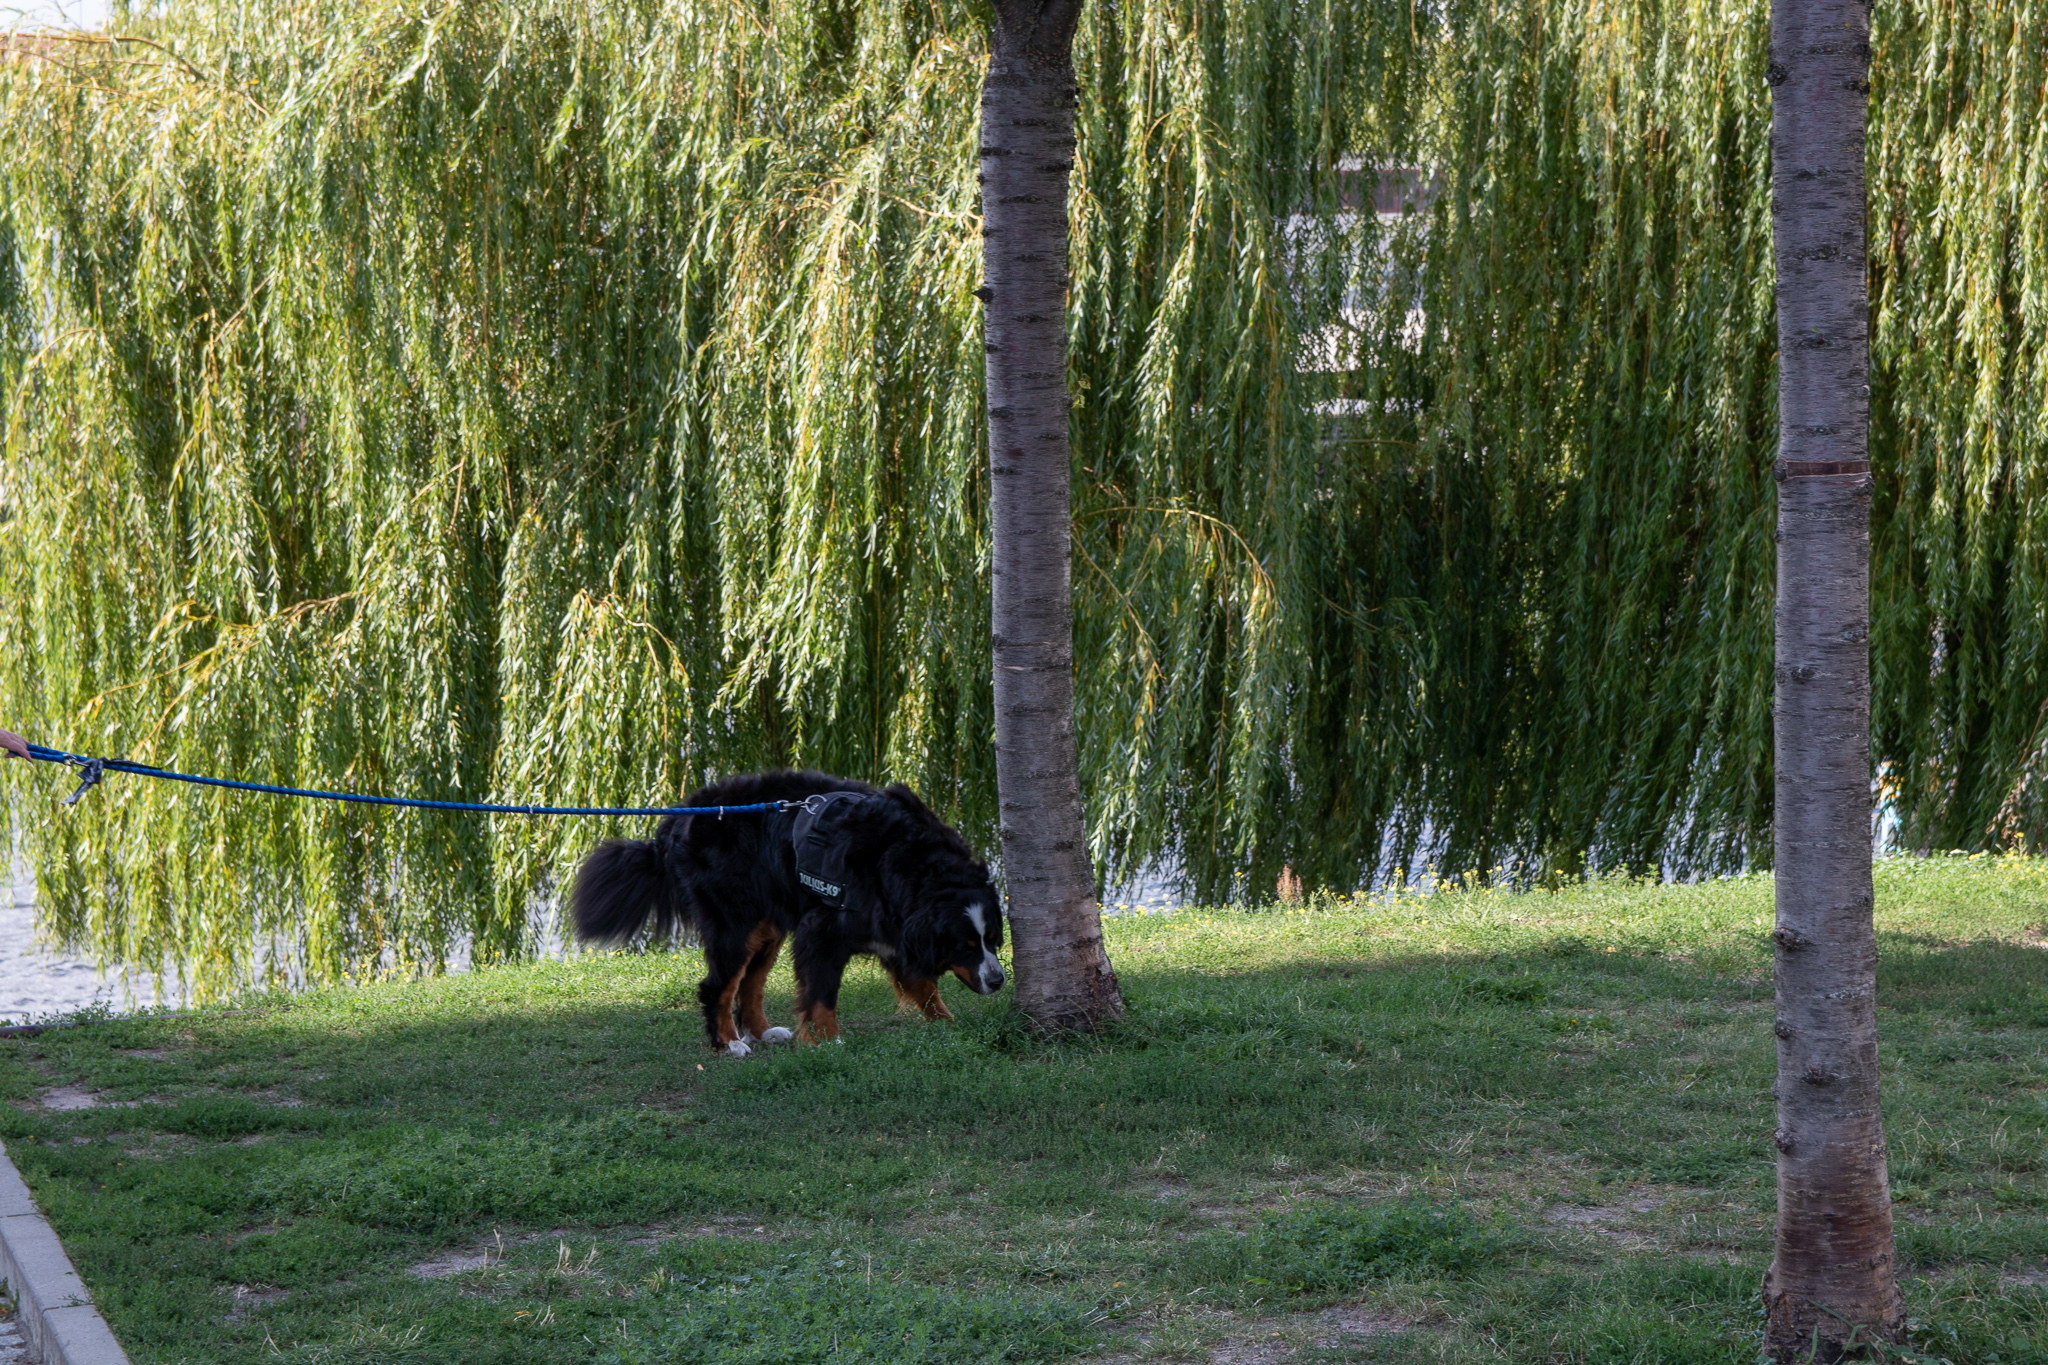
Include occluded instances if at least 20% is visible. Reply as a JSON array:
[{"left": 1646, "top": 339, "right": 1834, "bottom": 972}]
[{"left": 6, "top": 856, "right": 2048, "bottom": 1363}]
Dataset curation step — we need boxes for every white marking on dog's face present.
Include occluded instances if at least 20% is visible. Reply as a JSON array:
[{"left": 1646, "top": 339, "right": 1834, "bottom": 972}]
[
  {"left": 725, "top": 1039, "right": 752, "bottom": 1058},
  {"left": 760, "top": 1026, "right": 794, "bottom": 1044},
  {"left": 963, "top": 898, "right": 1005, "bottom": 992}
]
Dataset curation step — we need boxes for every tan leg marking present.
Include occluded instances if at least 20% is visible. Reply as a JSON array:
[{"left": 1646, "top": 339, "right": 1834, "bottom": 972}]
[
  {"left": 796, "top": 1003, "right": 839, "bottom": 1044},
  {"left": 712, "top": 972, "right": 744, "bottom": 1046},
  {"left": 899, "top": 975, "right": 953, "bottom": 1021},
  {"left": 738, "top": 926, "right": 784, "bottom": 1038},
  {"left": 884, "top": 965, "right": 952, "bottom": 1020}
]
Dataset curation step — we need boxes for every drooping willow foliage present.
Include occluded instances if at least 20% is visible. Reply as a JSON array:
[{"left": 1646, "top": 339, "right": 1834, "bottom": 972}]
[{"left": 0, "top": 0, "right": 2041, "bottom": 995}]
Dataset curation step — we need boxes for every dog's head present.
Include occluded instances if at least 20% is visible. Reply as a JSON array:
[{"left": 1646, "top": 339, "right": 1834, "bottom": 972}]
[
  {"left": 870, "top": 784, "right": 1008, "bottom": 995},
  {"left": 903, "top": 877, "right": 1007, "bottom": 995}
]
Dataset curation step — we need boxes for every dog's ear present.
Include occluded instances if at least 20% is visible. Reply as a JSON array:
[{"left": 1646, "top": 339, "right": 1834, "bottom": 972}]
[{"left": 897, "top": 909, "right": 943, "bottom": 980}]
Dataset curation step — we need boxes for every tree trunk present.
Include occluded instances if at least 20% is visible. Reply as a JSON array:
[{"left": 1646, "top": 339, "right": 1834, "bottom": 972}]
[
  {"left": 1764, "top": 0, "right": 1904, "bottom": 1354},
  {"left": 980, "top": 0, "right": 1123, "bottom": 1033}
]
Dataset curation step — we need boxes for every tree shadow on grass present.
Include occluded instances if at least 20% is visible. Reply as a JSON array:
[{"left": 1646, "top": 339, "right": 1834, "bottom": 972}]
[
  {"left": 5, "top": 934, "right": 2048, "bottom": 1362},
  {"left": 1877, "top": 930, "right": 2048, "bottom": 1021},
  {"left": 14, "top": 935, "right": 2048, "bottom": 1221}
]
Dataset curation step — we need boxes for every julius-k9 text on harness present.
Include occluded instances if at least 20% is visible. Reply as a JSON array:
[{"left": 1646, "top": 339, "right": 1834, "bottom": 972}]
[{"left": 792, "top": 791, "right": 873, "bottom": 906}]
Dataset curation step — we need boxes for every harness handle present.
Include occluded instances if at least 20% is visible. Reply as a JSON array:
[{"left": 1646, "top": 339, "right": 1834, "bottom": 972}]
[{"left": 62, "top": 756, "right": 104, "bottom": 807}]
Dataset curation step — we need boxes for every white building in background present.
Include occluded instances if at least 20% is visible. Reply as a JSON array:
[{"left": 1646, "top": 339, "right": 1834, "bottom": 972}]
[{"left": 1289, "top": 159, "right": 1436, "bottom": 377}]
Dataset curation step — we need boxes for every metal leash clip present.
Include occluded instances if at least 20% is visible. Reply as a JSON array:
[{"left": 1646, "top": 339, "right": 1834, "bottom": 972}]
[{"left": 63, "top": 756, "right": 105, "bottom": 807}]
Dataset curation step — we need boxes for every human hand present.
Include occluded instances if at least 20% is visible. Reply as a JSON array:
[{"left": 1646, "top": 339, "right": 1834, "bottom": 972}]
[{"left": 0, "top": 729, "right": 30, "bottom": 761}]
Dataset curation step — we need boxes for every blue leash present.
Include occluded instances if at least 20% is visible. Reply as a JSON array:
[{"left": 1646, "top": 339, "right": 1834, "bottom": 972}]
[{"left": 16, "top": 742, "right": 790, "bottom": 818}]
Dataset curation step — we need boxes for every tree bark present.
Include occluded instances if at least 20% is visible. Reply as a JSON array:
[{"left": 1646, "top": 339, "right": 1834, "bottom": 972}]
[
  {"left": 980, "top": 0, "right": 1123, "bottom": 1033},
  {"left": 1764, "top": 0, "right": 1904, "bottom": 1354}
]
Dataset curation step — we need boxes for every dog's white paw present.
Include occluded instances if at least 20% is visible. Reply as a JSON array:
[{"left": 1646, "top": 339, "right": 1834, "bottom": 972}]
[
  {"left": 760, "top": 1027, "right": 794, "bottom": 1044},
  {"left": 725, "top": 1039, "right": 752, "bottom": 1058}
]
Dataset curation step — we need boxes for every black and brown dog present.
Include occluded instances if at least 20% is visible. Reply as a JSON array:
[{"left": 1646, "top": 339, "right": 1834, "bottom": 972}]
[{"left": 569, "top": 770, "right": 1006, "bottom": 1054}]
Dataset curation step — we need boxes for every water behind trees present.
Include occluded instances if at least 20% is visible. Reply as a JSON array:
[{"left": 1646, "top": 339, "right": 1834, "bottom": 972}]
[{"left": 1, "top": 861, "right": 178, "bottom": 1022}]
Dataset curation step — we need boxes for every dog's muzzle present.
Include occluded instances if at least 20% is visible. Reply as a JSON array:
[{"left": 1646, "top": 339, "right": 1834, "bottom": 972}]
[{"left": 973, "top": 950, "right": 1007, "bottom": 994}]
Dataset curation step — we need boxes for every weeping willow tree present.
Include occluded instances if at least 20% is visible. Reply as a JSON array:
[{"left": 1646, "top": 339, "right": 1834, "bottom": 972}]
[
  {"left": 0, "top": 0, "right": 1414, "bottom": 995},
  {"left": 0, "top": 0, "right": 2043, "bottom": 997}
]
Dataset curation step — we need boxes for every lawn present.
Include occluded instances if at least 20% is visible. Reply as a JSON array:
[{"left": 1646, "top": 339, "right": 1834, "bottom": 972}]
[{"left": 5, "top": 857, "right": 2048, "bottom": 1364}]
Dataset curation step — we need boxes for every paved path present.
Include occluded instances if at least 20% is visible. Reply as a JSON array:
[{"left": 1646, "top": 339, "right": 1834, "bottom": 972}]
[{"left": 0, "top": 1317, "right": 29, "bottom": 1364}]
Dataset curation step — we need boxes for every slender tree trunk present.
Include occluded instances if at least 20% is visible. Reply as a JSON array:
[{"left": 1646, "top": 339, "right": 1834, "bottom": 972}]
[
  {"left": 1764, "top": 0, "right": 1904, "bottom": 1354},
  {"left": 980, "top": 0, "right": 1122, "bottom": 1033}
]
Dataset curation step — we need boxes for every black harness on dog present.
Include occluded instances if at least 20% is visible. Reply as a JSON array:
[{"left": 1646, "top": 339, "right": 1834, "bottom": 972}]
[{"left": 791, "top": 791, "right": 873, "bottom": 906}]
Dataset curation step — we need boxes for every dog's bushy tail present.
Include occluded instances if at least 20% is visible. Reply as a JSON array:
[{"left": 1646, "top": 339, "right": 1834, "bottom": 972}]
[{"left": 570, "top": 839, "right": 681, "bottom": 945}]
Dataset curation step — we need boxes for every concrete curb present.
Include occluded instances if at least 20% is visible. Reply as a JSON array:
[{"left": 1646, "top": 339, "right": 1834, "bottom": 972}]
[{"left": 0, "top": 1138, "right": 129, "bottom": 1365}]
